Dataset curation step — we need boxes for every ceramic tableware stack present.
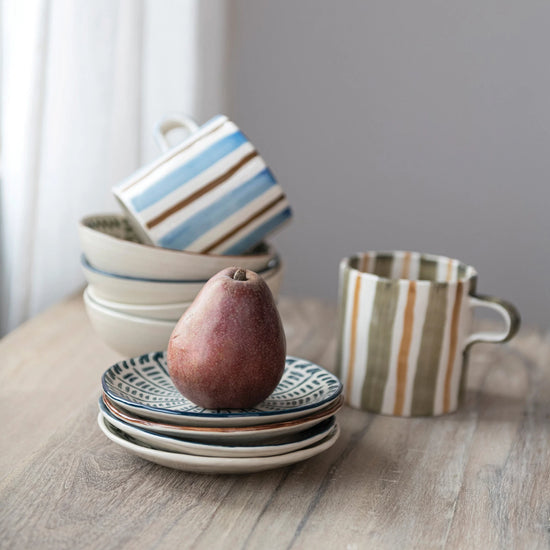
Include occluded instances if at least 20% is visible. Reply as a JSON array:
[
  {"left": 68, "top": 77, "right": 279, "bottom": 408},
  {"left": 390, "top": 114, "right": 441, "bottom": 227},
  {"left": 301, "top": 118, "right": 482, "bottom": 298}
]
[
  {"left": 79, "top": 213, "right": 283, "bottom": 357},
  {"left": 98, "top": 353, "right": 343, "bottom": 474},
  {"left": 79, "top": 113, "right": 291, "bottom": 357}
]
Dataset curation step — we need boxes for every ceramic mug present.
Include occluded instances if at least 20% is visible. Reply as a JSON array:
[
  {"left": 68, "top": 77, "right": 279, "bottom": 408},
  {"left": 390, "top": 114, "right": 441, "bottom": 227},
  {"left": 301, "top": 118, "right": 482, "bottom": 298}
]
[
  {"left": 335, "top": 251, "right": 520, "bottom": 417},
  {"left": 112, "top": 114, "right": 292, "bottom": 255}
]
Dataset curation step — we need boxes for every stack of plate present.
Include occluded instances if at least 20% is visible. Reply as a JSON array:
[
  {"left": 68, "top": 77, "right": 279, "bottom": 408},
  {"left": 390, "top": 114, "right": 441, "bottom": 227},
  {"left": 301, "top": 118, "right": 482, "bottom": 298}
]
[{"left": 98, "top": 353, "right": 343, "bottom": 474}]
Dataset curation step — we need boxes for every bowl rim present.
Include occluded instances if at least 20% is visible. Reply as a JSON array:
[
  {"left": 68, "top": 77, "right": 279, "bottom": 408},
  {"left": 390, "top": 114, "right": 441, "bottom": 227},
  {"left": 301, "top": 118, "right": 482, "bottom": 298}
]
[
  {"left": 86, "top": 286, "right": 193, "bottom": 311},
  {"left": 79, "top": 213, "right": 276, "bottom": 261},
  {"left": 84, "top": 287, "right": 178, "bottom": 325},
  {"left": 81, "top": 253, "right": 281, "bottom": 283}
]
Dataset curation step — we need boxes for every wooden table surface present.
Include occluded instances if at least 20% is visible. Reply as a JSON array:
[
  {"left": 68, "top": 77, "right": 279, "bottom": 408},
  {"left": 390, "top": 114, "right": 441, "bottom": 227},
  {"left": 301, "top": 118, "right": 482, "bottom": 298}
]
[{"left": 1, "top": 293, "right": 549, "bottom": 549}]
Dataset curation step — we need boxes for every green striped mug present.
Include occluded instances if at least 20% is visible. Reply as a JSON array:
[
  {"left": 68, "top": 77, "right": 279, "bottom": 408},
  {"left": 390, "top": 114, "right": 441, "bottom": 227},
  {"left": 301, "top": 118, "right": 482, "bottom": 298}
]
[{"left": 336, "top": 251, "right": 520, "bottom": 416}]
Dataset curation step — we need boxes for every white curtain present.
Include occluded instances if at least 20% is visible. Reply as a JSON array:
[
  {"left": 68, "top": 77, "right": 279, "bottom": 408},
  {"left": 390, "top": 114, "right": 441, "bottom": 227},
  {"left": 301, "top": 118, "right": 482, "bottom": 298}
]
[{"left": 0, "top": 0, "right": 228, "bottom": 336}]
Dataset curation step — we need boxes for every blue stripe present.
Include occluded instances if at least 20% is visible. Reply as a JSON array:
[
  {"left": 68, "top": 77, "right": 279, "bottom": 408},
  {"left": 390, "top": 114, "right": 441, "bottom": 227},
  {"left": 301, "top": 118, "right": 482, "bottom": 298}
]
[
  {"left": 158, "top": 168, "right": 278, "bottom": 250},
  {"left": 223, "top": 207, "right": 292, "bottom": 255},
  {"left": 131, "top": 130, "right": 248, "bottom": 212}
]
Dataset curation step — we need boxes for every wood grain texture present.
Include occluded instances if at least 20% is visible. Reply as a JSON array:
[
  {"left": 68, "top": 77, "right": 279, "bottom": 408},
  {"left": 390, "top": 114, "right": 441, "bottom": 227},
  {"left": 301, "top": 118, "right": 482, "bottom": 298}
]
[{"left": 0, "top": 292, "right": 549, "bottom": 549}]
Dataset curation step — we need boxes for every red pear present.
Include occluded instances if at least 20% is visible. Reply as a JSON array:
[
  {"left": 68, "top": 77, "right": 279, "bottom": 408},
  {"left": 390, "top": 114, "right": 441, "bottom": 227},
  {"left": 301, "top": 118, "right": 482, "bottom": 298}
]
[{"left": 167, "top": 267, "right": 286, "bottom": 409}]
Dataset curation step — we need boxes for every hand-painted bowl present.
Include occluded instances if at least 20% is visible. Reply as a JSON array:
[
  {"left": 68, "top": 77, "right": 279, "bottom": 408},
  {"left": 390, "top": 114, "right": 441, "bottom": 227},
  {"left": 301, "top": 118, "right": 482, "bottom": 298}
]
[
  {"left": 78, "top": 213, "right": 278, "bottom": 280},
  {"left": 86, "top": 285, "right": 192, "bottom": 321},
  {"left": 83, "top": 288, "right": 176, "bottom": 357},
  {"left": 80, "top": 254, "right": 283, "bottom": 305}
]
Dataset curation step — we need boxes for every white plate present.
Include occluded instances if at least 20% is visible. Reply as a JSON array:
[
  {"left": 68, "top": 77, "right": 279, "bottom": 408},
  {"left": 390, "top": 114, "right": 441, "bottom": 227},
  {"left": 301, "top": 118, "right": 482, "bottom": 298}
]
[
  {"left": 102, "top": 394, "right": 343, "bottom": 444},
  {"left": 102, "top": 353, "right": 343, "bottom": 426},
  {"left": 97, "top": 413, "right": 340, "bottom": 474},
  {"left": 99, "top": 398, "right": 336, "bottom": 458}
]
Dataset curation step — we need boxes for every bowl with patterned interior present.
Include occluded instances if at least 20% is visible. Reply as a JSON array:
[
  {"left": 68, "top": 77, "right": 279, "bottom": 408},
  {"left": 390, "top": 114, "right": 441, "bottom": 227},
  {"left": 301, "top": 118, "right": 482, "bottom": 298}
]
[{"left": 78, "top": 213, "right": 278, "bottom": 280}]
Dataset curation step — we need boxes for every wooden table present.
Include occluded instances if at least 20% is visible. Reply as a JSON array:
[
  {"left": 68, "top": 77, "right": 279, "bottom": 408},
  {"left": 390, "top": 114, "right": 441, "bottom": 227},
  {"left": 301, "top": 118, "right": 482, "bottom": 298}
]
[{"left": 1, "top": 293, "right": 549, "bottom": 549}]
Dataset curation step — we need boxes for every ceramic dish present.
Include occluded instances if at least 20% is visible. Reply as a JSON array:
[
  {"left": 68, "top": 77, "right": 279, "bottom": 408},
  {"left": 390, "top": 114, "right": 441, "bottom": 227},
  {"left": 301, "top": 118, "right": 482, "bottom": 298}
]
[
  {"left": 80, "top": 254, "right": 283, "bottom": 305},
  {"left": 99, "top": 398, "right": 336, "bottom": 458},
  {"left": 84, "top": 289, "right": 175, "bottom": 357},
  {"left": 86, "top": 285, "right": 191, "bottom": 321},
  {"left": 78, "top": 214, "right": 277, "bottom": 280},
  {"left": 98, "top": 413, "right": 339, "bottom": 474},
  {"left": 102, "top": 353, "right": 343, "bottom": 426},
  {"left": 102, "top": 394, "right": 344, "bottom": 444}
]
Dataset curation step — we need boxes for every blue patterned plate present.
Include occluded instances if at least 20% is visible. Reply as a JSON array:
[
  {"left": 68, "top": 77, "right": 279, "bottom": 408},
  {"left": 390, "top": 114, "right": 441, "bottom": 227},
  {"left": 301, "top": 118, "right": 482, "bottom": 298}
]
[{"left": 101, "top": 353, "right": 342, "bottom": 427}]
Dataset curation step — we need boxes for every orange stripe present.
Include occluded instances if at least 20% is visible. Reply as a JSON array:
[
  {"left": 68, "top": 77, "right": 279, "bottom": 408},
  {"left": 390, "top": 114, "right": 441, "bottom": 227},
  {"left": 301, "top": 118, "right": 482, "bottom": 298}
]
[
  {"left": 345, "top": 275, "right": 362, "bottom": 403},
  {"left": 401, "top": 251, "right": 412, "bottom": 279},
  {"left": 446, "top": 259, "right": 454, "bottom": 282},
  {"left": 393, "top": 281, "right": 416, "bottom": 415},
  {"left": 443, "top": 281, "right": 464, "bottom": 413}
]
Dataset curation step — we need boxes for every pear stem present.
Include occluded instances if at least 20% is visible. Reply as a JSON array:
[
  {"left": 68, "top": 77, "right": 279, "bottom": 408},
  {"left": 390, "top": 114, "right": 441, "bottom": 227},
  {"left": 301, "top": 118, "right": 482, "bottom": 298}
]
[{"left": 233, "top": 268, "right": 247, "bottom": 281}]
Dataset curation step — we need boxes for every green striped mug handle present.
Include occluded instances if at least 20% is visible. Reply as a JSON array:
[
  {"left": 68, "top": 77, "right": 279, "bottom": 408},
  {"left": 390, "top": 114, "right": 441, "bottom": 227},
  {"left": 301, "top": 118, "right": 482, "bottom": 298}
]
[{"left": 465, "top": 294, "right": 521, "bottom": 347}]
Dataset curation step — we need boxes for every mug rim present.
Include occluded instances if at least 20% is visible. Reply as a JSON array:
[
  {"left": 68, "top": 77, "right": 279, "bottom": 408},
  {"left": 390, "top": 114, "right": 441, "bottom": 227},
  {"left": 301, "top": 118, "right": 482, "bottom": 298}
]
[{"left": 341, "top": 250, "right": 478, "bottom": 286}]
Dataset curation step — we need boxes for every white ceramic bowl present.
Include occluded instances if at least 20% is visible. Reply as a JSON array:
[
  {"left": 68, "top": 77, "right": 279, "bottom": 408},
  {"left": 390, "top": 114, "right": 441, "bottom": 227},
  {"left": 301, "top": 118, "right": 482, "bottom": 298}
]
[
  {"left": 78, "top": 213, "right": 278, "bottom": 280},
  {"left": 84, "top": 288, "right": 176, "bottom": 357},
  {"left": 86, "top": 286, "right": 192, "bottom": 321},
  {"left": 81, "top": 255, "right": 283, "bottom": 305}
]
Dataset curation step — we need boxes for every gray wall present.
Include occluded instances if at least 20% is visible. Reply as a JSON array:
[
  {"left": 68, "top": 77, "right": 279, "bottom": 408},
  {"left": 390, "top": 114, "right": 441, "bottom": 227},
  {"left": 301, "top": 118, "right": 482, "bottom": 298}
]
[{"left": 227, "top": 0, "right": 550, "bottom": 329}]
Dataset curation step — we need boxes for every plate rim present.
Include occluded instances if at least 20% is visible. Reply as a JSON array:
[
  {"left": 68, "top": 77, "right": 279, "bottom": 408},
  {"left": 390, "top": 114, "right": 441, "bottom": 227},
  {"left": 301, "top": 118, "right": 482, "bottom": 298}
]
[
  {"left": 102, "top": 393, "right": 344, "bottom": 433},
  {"left": 99, "top": 399, "right": 337, "bottom": 458},
  {"left": 101, "top": 393, "right": 343, "bottom": 443},
  {"left": 101, "top": 353, "right": 343, "bottom": 421},
  {"left": 97, "top": 412, "right": 340, "bottom": 473}
]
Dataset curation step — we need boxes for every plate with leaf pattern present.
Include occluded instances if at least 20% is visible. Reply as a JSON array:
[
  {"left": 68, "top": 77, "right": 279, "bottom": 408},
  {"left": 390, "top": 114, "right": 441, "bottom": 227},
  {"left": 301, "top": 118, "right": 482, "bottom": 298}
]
[{"left": 101, "top": 353, "right": 342, "bottom": 427}]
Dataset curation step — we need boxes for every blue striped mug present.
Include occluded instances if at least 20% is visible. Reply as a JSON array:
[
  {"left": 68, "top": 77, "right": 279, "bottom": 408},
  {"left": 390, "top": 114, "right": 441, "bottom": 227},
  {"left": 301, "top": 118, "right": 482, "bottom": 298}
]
[
  {"left": 336, "top": 251, "right": 520, "bottom": 416},
  {"left": 113, "top": 115, "right": 292, "bottom": 255}
]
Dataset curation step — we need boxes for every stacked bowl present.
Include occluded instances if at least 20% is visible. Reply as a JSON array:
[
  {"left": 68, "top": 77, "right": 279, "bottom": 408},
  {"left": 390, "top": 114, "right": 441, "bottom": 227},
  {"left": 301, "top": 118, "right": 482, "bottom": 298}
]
[
  {"left": 98, "top": 353, "right": 343, "bottom": 474},
  {"left": 79, "top": 214, "right": 284, "bottom": 357}
]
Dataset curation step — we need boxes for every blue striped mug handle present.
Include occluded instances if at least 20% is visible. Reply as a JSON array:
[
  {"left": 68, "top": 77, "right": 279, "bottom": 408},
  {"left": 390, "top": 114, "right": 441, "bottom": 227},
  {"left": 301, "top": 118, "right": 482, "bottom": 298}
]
[
  {"left": 153, "top": 114, "right": 199, "bottom": 153},
  {"left": 465, "top": 295, "right": 521, "bottom": 347}
]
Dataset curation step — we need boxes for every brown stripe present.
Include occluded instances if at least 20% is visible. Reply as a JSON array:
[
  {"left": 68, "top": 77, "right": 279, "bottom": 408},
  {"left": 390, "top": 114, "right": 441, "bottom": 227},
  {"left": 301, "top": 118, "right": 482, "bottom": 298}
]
[
  {"left": 443, "top": 281, "right": 464, "bottom": 413},
  {"left": 119, "top": 118, "right": 228, "bottom": 193},
  {"left": 146, "top": 150, "right": 259, "bottom": 229},
  {"left": 360, "top": 253, "right": 370, "bottom": 273},
  {"left": 393, "top": 281, "right": 416, "bottom": 415},
  {"left": 446, "top": 258, "right": 454, "bottom": 282},
  {"left": 201, "top": 194, "right": 287, "bottom": 253},
  {"left": 401, "top": 251, "right": 412, "bottom": 279},
  {"left": 345, "top": 275, "right": 362, "bottom": 402}
]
